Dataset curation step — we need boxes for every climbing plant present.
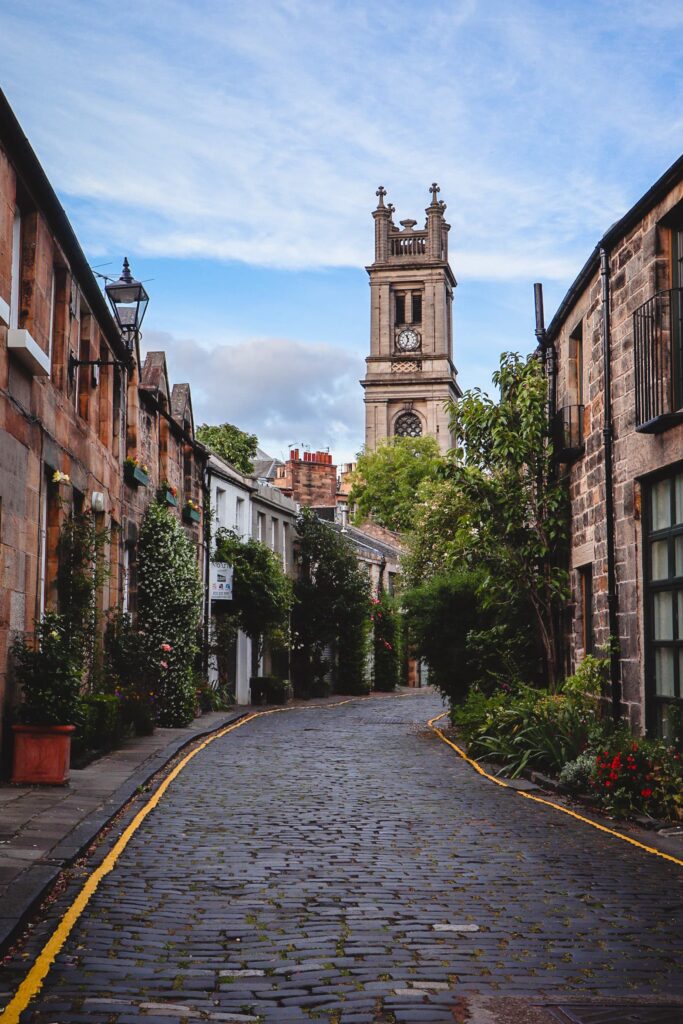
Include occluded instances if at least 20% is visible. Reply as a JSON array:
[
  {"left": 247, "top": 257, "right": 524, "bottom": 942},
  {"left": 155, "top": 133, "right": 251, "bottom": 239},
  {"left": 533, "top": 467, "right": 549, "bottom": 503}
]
[
  {"left": 137, "top": 502, "right": 203, "bottom": 726},
  {"left": 57, "top": 509, "right": 109, "bottom": 687},
  {"left": 212, "top": 528, "right": 293, "bottom": 659}
]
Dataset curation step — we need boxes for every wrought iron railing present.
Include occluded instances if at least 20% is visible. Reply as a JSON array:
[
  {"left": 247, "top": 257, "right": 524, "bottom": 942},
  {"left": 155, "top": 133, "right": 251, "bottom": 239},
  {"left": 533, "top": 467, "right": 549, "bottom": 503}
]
[
  {"left": 633, "top": 288, "right": 683, "bottom": 432},
  {"left": 553, "top": 405, "right": 584, "bottom": 461}
]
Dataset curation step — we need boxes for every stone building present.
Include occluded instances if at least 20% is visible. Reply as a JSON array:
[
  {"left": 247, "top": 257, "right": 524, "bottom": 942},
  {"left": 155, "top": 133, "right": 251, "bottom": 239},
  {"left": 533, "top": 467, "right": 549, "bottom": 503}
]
[
  {"left": 0, "top": 88, "right": 205, "bottom": 759},
  {"left": 361, "top": 183, "right": 461, "bottom": 454},
  {"left": 545, "top": 155, "right": 683, "bottom": 736}
]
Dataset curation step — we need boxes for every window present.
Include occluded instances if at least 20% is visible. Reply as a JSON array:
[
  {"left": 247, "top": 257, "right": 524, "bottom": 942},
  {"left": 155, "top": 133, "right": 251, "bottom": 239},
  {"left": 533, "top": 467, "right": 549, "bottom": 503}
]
[
  {"left": 394, "top": 411, "right": 422, "bottom": 438},
  {"left": 670, "top": 228, "right": 683, "bottom": 412},
  {"left": 47, "top": 270, "right": 56, "bottom": 365},
  {"left": 411, "top": 292, "right": 422, "bottom": 325},
  {"left": 271, "top": 516, "right": 278, "bottom": 552},
  {"left": 646, "top": 469, "right": 683, "bottom": 736},
  {"left": 215, "top": 488, "right": 226, "bottom": 527},
  {"left": 568, "top": 320, "right": 584, "bottom": 405},
  {"left": 282, "top": 522, "right": 289, "bottom": 569},
  {"left": 10, "top": 207, "right": 21, "bottom": 329},
  {"left": 257, "top": 512, "right": 266, "bottom": 542},
  {"left": 394, "top": 292, "right": 406, "bottom": 325},
  {"left": 577, "top": 565, "right": 593, "bottom": 656},
  {"left": 235, "top": 496, "right": 244, "bottom": 535}
]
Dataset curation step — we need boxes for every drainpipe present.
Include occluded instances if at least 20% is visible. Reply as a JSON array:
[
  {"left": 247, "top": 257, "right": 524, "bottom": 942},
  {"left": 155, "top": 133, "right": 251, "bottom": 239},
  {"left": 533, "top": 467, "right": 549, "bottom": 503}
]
[
  {"left": 599, "top": 248, "right": 622, "bottom": 722},
  {"left": 534, "top": 282, "right": 556, "bottom": 425}
]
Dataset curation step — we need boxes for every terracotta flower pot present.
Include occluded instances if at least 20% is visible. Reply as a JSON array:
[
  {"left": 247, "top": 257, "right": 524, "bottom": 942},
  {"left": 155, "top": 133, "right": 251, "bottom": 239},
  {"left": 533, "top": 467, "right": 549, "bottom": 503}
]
[{"left": 11, "top": 724, "right": 76, "bottom": 785}]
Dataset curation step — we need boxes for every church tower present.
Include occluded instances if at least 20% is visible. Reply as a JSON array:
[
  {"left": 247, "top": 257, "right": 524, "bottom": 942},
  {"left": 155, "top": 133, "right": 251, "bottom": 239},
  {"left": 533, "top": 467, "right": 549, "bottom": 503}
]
[{"left": 361, "top": 183, "right": 460, "bottom": 454}]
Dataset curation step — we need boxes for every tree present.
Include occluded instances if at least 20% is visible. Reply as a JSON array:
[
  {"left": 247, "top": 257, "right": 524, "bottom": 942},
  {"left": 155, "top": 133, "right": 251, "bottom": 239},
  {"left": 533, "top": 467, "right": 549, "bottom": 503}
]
[
  {"left": 371, "top": 593, "right": 401, "bottom": 692},
  {"left": 212, "top": 528, "right": 293, "bottom": 659},
  {"left": 403, "top": 570, "right": 488, "bottom": 705},
  {"left": 446, "top": 352, "right": 568, "bottom": 690},
  {"left": 196, "top": 422, "right": 259, "bottom": 475},
  {"left": 347, "top": 436, "right": 443, "bottom": 533},
  {"left": 291, "top": 508, "right": 370, "bottom": 697}
]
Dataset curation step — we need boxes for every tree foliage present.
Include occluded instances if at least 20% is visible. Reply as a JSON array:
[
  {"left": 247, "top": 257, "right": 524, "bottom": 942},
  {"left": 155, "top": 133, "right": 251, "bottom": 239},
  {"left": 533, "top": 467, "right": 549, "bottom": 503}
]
[
  {"left": 446, "top": 351, "right": 568, "bottom": 689},
  {"left": 196, "top": 422, "right": 259, "bottom": 475},
  {"left": 403, "top": 570, "right": 490, "bottom": 705},
  {"left": 291, "top": 508, "right": 370, "bottom": 697},
  {"left": 347, "top": 436, "right": 443, "bottom": 533},
  {"left": 371, "top": 593, "right": 401, "bottom": 692},
  {"left": 212, "top": 528, "right": 293, "bottom": 658}
]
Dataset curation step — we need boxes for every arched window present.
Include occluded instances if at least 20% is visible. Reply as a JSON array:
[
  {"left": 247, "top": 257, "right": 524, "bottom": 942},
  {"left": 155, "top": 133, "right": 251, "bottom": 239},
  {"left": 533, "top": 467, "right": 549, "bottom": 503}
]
[{"left": 394, "top": 411, "right": 422, "bottom": 438}]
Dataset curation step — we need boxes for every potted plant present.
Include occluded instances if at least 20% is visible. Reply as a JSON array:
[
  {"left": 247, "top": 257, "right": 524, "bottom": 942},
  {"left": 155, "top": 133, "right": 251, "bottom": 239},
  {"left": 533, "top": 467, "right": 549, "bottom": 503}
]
[
  {"left": 124, "top": 455, "right": 150, "bottom": 488},
  {"left": 182, "top": 497, "right": 201, "bottom": 523},
  {"left": 157, "top": 481, "right": 178, "bottom": 507},
  {"left": 11, "top": 612, "right": 83, "bottom": 784}
]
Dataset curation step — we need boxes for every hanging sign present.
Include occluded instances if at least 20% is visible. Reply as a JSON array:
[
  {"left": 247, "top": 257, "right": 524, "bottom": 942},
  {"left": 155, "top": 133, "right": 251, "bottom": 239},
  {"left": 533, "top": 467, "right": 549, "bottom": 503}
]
[{"left": 210, "top": 561, "right": 233, "bottom": 601}]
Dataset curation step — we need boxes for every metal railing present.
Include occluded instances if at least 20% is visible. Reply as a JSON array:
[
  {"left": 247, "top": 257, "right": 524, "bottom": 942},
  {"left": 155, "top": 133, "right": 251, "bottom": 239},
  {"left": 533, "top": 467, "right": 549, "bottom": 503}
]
[
  {"left": 633, "top": 288, "right": 683, "bottom": 432},
  {"left": 553, "top": 405, "right": 584, "bottom": 461}
]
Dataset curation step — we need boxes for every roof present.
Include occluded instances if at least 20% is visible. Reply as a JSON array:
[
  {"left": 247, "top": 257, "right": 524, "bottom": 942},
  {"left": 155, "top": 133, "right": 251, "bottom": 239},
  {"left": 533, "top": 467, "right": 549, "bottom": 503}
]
[
  {"left": 547, "top": 152, "right": 683, "bottom": 340},
  {"left": 0, "top": 88, "right": 125, "bottom": 358}
]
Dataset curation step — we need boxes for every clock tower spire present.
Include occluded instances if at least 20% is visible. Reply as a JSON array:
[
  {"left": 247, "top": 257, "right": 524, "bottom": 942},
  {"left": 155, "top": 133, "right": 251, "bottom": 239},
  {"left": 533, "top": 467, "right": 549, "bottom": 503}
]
[{"left": 361, "top": 183, "right": 461, "bottom": 454}]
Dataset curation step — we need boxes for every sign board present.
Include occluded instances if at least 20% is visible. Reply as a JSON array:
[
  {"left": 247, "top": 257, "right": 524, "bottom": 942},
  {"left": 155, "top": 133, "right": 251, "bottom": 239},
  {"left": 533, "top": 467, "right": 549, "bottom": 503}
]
[{"left": 210, "top": 561, "right": 233, "bottom": 601}]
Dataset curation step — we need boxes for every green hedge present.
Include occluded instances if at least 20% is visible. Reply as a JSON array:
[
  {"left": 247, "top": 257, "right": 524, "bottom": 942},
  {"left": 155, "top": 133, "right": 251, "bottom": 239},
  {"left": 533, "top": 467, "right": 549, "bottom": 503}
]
[
  {"left": 73, "top": 693, "right": 124, "bottom": 758},
  {"left": 250, "top": 676, "right": 293, "bottom": 705}
]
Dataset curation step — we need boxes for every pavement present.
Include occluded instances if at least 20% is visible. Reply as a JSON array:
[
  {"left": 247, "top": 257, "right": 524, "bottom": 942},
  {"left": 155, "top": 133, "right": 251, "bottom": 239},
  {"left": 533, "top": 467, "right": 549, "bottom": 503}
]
[
  {"left": 0, "top": 708, "right": 245, "bottom": 954},
  {"left": 1, "top": 690, "right": 682, "bottom": 1024}
]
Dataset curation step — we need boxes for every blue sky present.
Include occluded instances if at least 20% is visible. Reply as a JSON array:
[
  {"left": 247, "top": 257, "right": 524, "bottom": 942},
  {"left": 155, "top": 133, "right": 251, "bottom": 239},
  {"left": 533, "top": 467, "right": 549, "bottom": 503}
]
[{"left": 2, "top": 0, "right": 683, "bottom": 461}]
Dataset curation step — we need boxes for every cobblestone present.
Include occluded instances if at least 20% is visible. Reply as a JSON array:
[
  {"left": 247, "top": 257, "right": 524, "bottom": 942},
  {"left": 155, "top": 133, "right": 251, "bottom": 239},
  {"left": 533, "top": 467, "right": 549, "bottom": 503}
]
[{"left": 2, "top": 692, "right": 683, "bottom": 1023}]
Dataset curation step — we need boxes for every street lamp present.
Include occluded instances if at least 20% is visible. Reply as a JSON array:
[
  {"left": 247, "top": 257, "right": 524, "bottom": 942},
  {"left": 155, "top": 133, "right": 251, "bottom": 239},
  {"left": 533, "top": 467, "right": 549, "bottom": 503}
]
[{"left": 105, "top": 257, "right": 149, "bottom": 349}]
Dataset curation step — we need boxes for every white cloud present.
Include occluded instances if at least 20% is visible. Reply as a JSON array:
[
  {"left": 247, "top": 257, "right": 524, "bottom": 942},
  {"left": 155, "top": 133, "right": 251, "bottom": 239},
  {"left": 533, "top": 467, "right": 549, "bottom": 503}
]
[
  {"left": 143, "top": 329, "right": 365, "bottom": 462},
  {"left": 3, "top": 0, "right": 681, "bottom": 280}
]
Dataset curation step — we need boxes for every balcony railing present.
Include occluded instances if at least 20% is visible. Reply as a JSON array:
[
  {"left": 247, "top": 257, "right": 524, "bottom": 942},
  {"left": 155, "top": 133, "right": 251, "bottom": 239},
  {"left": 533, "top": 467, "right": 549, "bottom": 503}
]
[
  {"left": 634, "top": 288, "right": 683, "bottom": 433},
  {"left": 553, "top": 405, "right": 584, "bottom": 462},
  {"left": 389, "top": 232, "right": 427, "bottom": 257}
]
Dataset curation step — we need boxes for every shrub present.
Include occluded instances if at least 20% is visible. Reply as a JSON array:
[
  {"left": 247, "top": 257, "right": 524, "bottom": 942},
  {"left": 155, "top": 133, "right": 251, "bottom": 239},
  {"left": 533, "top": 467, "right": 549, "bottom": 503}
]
[
  {"left": 589, "top": 733, "right": 683, "bottom": 821},
  {"left": 250, "top": 676, "right": 293, "bottom": 705},
  {"left": 403, "top": 569, "right": 489, "bottom": 705},
  {"left": 558, "top": 751, "right": 595, "bottom": 794},
  {"left": 452, "top": 656, "right": 606, "bottom": 778},
  {"left": 11, "top": 612, "right": 83, "bottom": 726},
  {"left": 371, "top": 593, "right": 400, "bottom": 692},
  {"left": 72, "top": 693, "right": 123, "bottom": 758}
]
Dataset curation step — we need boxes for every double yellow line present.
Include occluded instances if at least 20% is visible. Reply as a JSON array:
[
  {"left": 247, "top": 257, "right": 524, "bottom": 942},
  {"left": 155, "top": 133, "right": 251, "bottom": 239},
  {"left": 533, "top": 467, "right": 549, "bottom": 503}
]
[
  {"left": 428, "top": 710, "right": 683, "bottom": 869},
  {"left": 0, "top": 700, "right": 360, "bottom": 1024},
  {"left": 3, "top": 697, "right": 681, "bottom": 1023}
]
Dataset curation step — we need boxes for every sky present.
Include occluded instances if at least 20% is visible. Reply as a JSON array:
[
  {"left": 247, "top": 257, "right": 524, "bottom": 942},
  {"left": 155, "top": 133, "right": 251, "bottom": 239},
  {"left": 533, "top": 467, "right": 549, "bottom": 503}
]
[{"left": 2, "top": 0, "right": 683, "bottom": 462}]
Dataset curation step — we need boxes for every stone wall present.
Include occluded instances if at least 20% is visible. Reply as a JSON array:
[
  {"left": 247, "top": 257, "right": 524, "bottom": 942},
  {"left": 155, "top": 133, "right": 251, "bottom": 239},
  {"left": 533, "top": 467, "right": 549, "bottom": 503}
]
[{"left": 553, "top": 178, "right": 683, "bottom": 731}]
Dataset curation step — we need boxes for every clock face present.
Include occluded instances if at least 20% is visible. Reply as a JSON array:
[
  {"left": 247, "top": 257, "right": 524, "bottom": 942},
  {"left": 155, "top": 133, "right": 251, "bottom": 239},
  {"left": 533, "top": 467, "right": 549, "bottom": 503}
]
[{"left": 397, "top": 328, "right": 420, "bottom": 352}]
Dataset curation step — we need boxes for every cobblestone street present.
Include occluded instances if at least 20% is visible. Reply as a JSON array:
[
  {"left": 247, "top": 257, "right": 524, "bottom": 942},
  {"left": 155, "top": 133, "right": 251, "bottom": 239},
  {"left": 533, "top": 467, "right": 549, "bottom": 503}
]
[{"left": 2, "top": 691, "right": 683, "bottom": 1023}]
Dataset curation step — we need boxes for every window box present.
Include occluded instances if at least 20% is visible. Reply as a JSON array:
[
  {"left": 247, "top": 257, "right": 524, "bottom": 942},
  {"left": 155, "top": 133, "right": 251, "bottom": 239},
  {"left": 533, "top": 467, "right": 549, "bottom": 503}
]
[
  {"left": 124, "top": 463, "right": 150, "bottom": 488},
  {"left": 157, "top": 488, "right": 178, "bottom": 507},
  {"left": 182, "top": 504, "right": 201, "bottom": 524}
]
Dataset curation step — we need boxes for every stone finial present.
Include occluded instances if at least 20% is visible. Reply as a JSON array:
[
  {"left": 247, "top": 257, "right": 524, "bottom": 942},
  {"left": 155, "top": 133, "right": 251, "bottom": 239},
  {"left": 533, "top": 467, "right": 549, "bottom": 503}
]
[
  {"left": 429, "top": 182, "right": 441, "bottom": 205},
  {"left": 375, "top": 185, "right": 387, "bottom": 209}
]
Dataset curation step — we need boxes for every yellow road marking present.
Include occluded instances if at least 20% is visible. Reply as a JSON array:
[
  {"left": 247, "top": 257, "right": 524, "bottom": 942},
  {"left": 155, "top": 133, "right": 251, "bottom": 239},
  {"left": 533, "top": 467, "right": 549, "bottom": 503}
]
[
  {"left": 0, "top": 694, "right": 394, "bottom": 1023},
  {"left": 428, "top": 710, "right": 683, "bottom": 869}
]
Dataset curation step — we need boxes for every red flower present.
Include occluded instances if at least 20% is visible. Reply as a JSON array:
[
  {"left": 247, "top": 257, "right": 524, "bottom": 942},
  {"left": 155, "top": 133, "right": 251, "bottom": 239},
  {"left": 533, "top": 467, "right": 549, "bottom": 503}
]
[
  {"left": 604, "top": 780, "right": 612, "bottom": 788},
  {"left": 640, "top": 788, "right": 652, "bottom": 799}
]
